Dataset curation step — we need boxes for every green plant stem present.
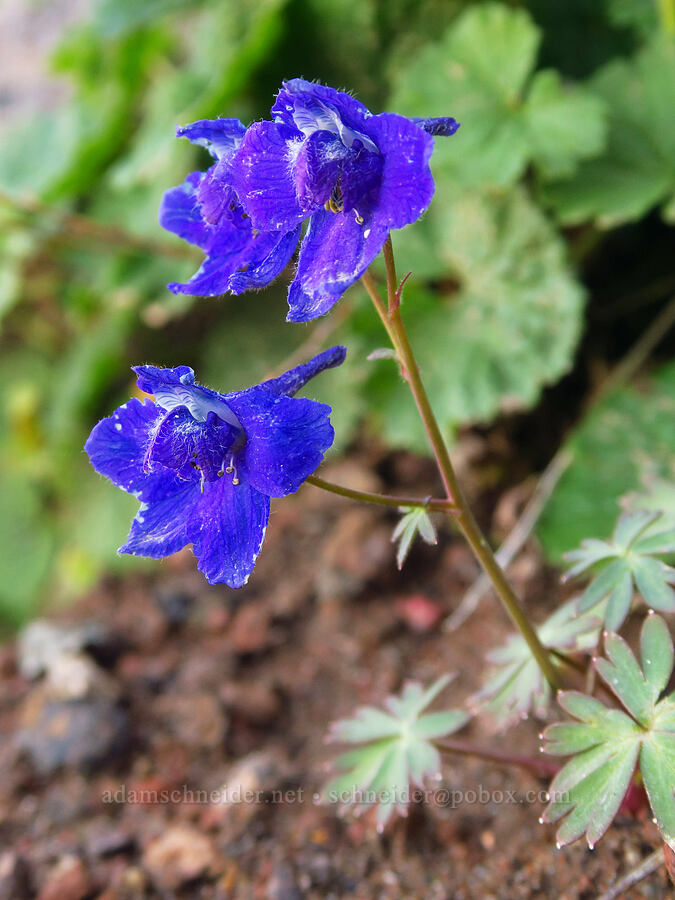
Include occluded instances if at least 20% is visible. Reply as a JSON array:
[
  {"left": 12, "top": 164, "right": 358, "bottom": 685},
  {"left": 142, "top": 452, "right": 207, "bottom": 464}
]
[
  {"left": 306, "top": 474, "right": 458, "bottom": 514},
  {"left": 363, "top": 238, "right": 561, "bottom": 689},
  {"left": 435, "top": 737, "right": 559, "bottom": 778}
]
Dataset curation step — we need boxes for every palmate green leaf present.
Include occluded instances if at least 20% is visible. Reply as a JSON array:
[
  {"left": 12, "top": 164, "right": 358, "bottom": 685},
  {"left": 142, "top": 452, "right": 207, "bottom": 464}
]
[
  {"left": 542, "top": 37, "right": 675, "bottom": 226},
  {"left": 472, "top": 598, "right": 602, "bottom": 730},
  {"left": 392, "top": 506, "right": 437, "bottom": 570},
  {"left": 542, "top": 614, "right": 675, "bottom": 850},
  {"left": 362, "top": 187, "right": 584, "bottom": 450},
  {"left": 325, "top": 674, "right": 469, "bottom": 829},
  {"left": 538, "top": 361, "right": 675, "bottom": 561},
  {"left": 565, "top": 510, "right": 675, "bottom": 630},
  {"left": 390, "top": 3, "right": 607, "bottom": 187}
]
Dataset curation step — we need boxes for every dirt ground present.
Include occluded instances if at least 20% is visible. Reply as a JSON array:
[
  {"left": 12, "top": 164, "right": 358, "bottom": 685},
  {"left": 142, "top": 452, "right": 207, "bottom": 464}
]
[{"left": 0, "top": 445, "right": 670, "bottom": 900}]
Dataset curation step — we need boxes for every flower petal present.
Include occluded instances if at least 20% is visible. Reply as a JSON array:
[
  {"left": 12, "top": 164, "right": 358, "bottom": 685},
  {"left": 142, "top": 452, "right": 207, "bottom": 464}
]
[
  {"left": 363, "top": 112, "right": 435, "bottom": 229},
  {"left": 159, "top": 172, "right": 211, "bottom": 250},
  {"left": 85, "top": 398, "right": 163, "bottom": 494},
  {"left": 412, "top": 116, "right": 460, "bottom": 137},
  {"left": 176, "top": 118, "right": 246, "bottom": 159},
  {"left": 227, "top": 226, "right": 301, "bottom": 295},
  {"left": 166, "top": 214, "right": 256, "bottom": 297},
  {"left": 258, "top": 345, "right": 347, "bottom": 397},
  {"left": 286, "top": 208, "right": 388, "bottom": 321},
  {"left": 272, "top": 78, "right": 372, "bottom": 136},
  {"left": 234, "top": 121, "right": 307, "bottom": 231},
  {"left": 225, "top": 387, "right": 335, "bottom": 497},
  {"left": 196, "top": 157, "right": 237, "bottom": 225},
  {"left": 133, "top": 365, "right": 242, "bottom": 429},
  {"left": 188, "top": 474, "right": 270, "bottom": 587},
  {"left": 119, "top": 477, "right": 201, "bottom": 559}
]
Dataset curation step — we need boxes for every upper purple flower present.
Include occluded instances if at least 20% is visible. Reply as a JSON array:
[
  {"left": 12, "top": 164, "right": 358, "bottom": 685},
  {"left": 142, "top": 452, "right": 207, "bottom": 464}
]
[
  {"left": 160, "top": 117, "right": 301, "bottom": 297},
  {"left": 160, "top": 80, "right": 458, "bottom": 321},
  {"left": 85, "top": 347, "right": 345, "bottom": 588}
]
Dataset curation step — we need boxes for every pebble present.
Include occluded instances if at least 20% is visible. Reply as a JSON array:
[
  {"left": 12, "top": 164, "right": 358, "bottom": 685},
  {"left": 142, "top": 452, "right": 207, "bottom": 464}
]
[
  {"left": 153, "top": 585, "right": 193, "bottom": 627},
  {"left": 266, "top": 862, "right": 303, "bottom": 900},
  {"left": 221, "top": 680, "right": 281, "bottom": 725},
  {"left": 37, "top": 854, "right": 91, "bottom": 900},
  {"left": 17, "top": 691, "right": 130, "bottom": 775},
  {"left": 154, "top": 692, "right": 227, "bottom": 750},
  {"left": 0, "top": 851, "right": 31, "bottom": 900},
  {"left": 44, "top": 652, "right": 120, "bottom": 701},
  {"left": 17, "top": 620, "right": 114, "bottom": 680},
  {"left": 142, "top": 825, "right": 218, "bottom": 890}
]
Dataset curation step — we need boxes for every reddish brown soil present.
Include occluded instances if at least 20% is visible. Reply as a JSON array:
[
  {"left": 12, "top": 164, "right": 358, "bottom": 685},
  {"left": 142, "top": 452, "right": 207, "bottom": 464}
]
[{"left": 0, "top": 453, "right": 670, "bottom": 899}]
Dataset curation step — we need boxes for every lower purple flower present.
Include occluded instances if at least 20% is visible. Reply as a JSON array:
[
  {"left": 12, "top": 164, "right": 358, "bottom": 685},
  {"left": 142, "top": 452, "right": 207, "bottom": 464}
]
[{"left": 85, "top": 347, "right": 346, "bottom": 587}]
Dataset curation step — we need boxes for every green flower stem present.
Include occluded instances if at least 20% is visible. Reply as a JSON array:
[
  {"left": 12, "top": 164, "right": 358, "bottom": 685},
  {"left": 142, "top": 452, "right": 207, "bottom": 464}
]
[
  {"left": 306, "top": 474, "right": 458, "bottom": 514},
  {"left": 435, "top": 736, "right": 559, "bottom": 778},
  {"left": 362, "top": 237, "right": 561, "bottom": 690}
]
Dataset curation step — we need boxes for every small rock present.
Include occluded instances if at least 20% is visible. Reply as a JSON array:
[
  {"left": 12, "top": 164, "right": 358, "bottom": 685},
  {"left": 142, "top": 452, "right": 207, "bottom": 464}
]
[
  {"left": 17, "top": 691, "right": 129, "bottom": 775},
  {"left": 318, "top": 509, "right": 390, "bottom": 599},
  {"left": 143, "top": 826, "right": 218, "bottom": 890},
  {"left": 17, "top": 620, "right": 116, "bottom": 679},
  {"left": 154, "top": 692, "right": 226, "bottom": 750},
  {"left": 45, "top": 653, "right": 120, "bottom": 702},
  {"left": 221, "top": 680, "right": 281, "bottom": 725},
  {"left": 205, "top": 750, "right": 287, "bottom": 829},
  {"left": 85, "top": 823, "right": 135, "bottom": 859},
  {"left": 37, "top": 854, "right": 91, "bottom": 900},
  {"left": 0, "top": 851, "right": 31, "bottom": 900},
  {"left": 266, "top": 862, "right": 303, "bottom": 900},
  {"left": 228, "top": 604, "right": 275, "bottom": 655},
  {"left": 153, "top": 585, "right": 193, "bottom": 627}
]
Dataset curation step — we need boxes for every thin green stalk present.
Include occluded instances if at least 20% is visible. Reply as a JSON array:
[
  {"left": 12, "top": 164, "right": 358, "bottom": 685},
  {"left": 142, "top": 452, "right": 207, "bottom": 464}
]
[
  {"left": 435, "top": 736, "right": 559, "bottom": 777},
  {"left": 306, "top": 474, "right": 458, "bottom": 514},
  {"left": 363, "top": 239, "right": 561, "bottom": 689}
]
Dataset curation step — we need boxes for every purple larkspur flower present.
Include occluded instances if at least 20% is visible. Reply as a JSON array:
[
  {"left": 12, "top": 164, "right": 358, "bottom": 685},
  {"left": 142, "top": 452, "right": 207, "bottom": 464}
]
[
  {"left": 160, "top": 117, "right": 301, "bottom": 297},
  {"left": 85, "top": 347, "right": 345, "bottom": 587},
  {"left": 160, "top": 81, "right": 458, "bottom": 320}
]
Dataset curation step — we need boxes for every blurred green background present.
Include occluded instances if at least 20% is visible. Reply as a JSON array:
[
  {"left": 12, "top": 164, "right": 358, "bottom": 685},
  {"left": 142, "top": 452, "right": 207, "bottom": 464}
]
[{"left": 0, "top": 0, "right": 674, "bottom": 627}]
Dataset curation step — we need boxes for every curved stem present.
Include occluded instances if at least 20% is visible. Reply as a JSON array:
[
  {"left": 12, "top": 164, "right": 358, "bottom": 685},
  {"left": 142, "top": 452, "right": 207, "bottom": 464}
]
[
  {"left": 365, "top": 239, "right": 561, "bottom": 690},
  {"left": 434, "top": 737, "right": 559, "bottom": 778},
  {"left": 306, "top": 474, "right": 458, "bottom": 514}
]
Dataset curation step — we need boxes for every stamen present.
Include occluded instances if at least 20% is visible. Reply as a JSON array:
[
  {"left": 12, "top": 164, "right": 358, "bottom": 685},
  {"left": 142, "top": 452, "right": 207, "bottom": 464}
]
[
  {"left": 325, "top": 181, "right": 344, "bottom": 214},
  {"left": 225, "top": 454, "right": 240, "bottom": 485},
  {"left": 354, "top": 211, "right": 364, "bottom": 225}
]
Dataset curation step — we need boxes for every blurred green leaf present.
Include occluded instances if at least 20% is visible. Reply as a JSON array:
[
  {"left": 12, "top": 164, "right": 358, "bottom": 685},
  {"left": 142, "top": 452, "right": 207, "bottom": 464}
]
[
  {"left": 0, "top": 478, "right": 53, "bottom": 626},
  {"left": 542, "top": 38, "right": 675, "bottom": 226},
  {"left": 566, "top": 510, "right": 675, "bottom": 630},
  {"left": 472, "top": 598, "right": 602, "bottom": 731},
  {"left": 539, "top": 361, "right": 675, "bottom": 560},
  {"left": 326, "top": 674, "right": 469, "bottom": 828},
  {"left": 605, "top": 0, "right": 659, "bottom": 38},
  {"left": 391, "top": 3, "right": 607, "bottom": 187},
  {"left": 360, "top": 187, "right": 584, "bottom": 450}
]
